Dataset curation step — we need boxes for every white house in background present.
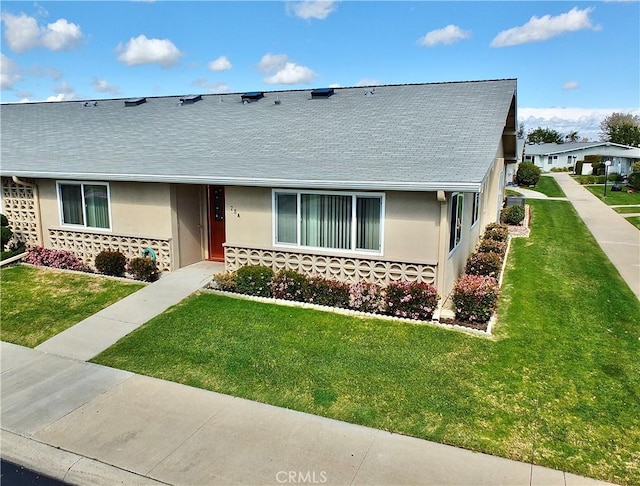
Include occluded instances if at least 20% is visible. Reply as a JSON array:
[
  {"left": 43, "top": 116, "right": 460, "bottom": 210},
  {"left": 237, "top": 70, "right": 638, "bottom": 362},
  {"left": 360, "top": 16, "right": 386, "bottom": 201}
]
[{"left": 523, "top": 142, "right": 640, "bottom": 175}]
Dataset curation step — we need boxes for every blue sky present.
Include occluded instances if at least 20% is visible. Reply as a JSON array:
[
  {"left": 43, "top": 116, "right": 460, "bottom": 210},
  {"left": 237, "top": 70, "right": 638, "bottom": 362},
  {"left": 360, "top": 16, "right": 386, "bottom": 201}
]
[{"left": 1, "top": 1, "right": 638, "bottom": 140}]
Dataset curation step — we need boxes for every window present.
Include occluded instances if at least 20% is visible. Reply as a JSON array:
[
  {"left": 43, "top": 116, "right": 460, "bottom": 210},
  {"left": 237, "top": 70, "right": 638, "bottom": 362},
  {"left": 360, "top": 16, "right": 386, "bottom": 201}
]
[
  {"left": 548, "top": 155, "right": 558, "bottom": 165},
  {"left": 524, "top": 155, "right": 534, "bottom": 161},
  {"left": 471, "top": 192, "right": 480, "bottom": 226},
  {"left": 449, "top": 193, "right": 464, "bottom": 252},
  {"left": 274, "top": 190, "right": 383, "bottom": 253},
  {"left": 57, "top": 181, "right": 111, "bottom": 230}
]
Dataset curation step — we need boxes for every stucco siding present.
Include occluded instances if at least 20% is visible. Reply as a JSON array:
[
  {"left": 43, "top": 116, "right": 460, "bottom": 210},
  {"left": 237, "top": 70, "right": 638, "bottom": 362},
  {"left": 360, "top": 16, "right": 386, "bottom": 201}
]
[{"left": 224, "top": 186, "right": 273, "bottom": 248}]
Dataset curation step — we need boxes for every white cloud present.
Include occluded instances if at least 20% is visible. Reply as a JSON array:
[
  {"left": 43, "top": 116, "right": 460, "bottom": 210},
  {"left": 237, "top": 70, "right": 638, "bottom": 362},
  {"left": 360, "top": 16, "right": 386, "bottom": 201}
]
[
  {"left": 491, "top": 7, "right": 598, "bottom": 47},
  {"left": 41, "top": 18, "right": 83, "bottom": 51},
  {"left": 563, "top": 81, "right": 579, "bottom": 91},
  {"left": 287, "top": 1, "right": 338, "bottom": 20},
  {"left": 1, "top": 13, "right": 83, "bottom": 53},
  {"left": 1, "top": 13, "right": 42, "bottom": 53},
  {"left": 92, "top": 77, "right": 121, "bottom": 95},
  {"left": 49, "top": 80, "right": 78, "bottom": 101},
  {"left": 418, "top": 25, "right": 471, "bottom": 47},
  {"left": 117, "top": 35, "right": 182, "bottom": 67},
  {"left": 329, "top": 83, "right": 341, "bottom": 88},
  {"left": 192, "top": 78, "right": 232, "bottom": 93},
  {"left": 45, "top": 93, "right": 66, "bottom": 102},
  {"left": 208, "top": 56, "right": 232, "bottom": 71},
  {"left": 356, "top": 78, "right": 381, "bottom": 87},
  {"left": 257, "top": 53, "right": 317, "bottom": 85},
  {"left": 0, "top": 53, "right": 22, "bottom": 89},
  {"left": 519, "top": 106, "right": 640, "bottom": 141}
]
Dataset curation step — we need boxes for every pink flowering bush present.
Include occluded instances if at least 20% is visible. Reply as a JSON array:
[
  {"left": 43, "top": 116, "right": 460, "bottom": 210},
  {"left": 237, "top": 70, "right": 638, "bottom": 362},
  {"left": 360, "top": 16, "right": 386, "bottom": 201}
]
[
  {"left": 482, "top": 223, "right": 509, "bottom": 242},
  {"left": 270, "top": 270, "right": 309, "bottom": 301},
  {"left": 307, "top": 276, "right": 350, "bottom": 308},
  {"left": 452, "top": 274, "right": 499, "bottom": 323},
  {"left": 211, "top": 271, "right": 237, "bottom": 292},
  {"left": 25, "top": 246, "right": 89, "bottom": 271},
  {"left": 465, "top": 251, "right": 502, "bottom": 278},
  {"left": 349, "top": 281, "right": 384, "bottom": 313},
  {"left": 476, "top": 239, "right": 506, "bottom": 258},
  {"left": 383, "top": 281, "right": 439, "bottom": 321}
]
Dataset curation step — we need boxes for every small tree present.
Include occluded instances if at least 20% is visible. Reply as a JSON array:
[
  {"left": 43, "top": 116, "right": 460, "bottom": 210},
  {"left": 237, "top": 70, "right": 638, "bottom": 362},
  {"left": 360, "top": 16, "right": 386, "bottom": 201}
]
[{"left": 515, "top": 162, "right": 541, "bottom": 186}]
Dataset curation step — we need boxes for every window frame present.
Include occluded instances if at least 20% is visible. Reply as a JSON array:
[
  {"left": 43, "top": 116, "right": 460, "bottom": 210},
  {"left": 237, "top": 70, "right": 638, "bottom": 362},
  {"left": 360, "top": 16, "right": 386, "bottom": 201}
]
[
  {"left": 471, "top": 192, "right": 480, "bottom": 227},
  {"left": 449, "top": 192, "right": 464, "bottom": 254},
  {"left": 272, "top": 189, "right": 385, "bottom": 255},
  {"left": 56, "top": 180, "right": 112, "bottom": 231}
]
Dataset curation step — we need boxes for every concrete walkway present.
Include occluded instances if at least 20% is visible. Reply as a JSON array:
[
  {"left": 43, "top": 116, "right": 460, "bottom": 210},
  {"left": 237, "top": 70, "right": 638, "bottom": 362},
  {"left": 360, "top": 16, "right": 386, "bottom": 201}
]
[
  {"left": 507, "top": 183, "right": 567, "bottom": 200},
  {"left": 550, "top": 173, "right": 640, "bottom": 300},
  {"left": 35, "top": 260, "right": 224, "bottom": 361},
  {"left": 1, "top": 342, "right": 612, "bottom": 486}
]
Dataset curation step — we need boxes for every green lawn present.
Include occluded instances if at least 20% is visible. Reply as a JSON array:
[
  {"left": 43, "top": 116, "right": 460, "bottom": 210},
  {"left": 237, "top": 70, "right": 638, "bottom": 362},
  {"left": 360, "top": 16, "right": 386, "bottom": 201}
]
[
  {"left": 92, "top": 200, "right": 639, "bottom": 485},
  {"left": 584, "top": 185, "right": 640, "bottom": 205},
  {"left": 1, "top": 265, "right": 143, "bottom": 347},
  {"left": 614, "top": 205, "right": 640, "bottom": 214},
  {"left": 530, "top": 175, "right": 566, "bottom": 197},
  {"left": 625, "top": 216, "right": 640, "bottom": 229}
]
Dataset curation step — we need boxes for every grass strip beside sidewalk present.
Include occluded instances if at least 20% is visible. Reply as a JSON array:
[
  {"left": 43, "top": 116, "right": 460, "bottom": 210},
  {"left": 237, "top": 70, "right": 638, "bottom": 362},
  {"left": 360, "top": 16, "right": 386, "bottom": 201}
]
[
  {"left": 1, "top": 265, "right": 143, "bottom": 347},
  {"left": 92, "top": 200, "right": 640, "bottom": 485}
]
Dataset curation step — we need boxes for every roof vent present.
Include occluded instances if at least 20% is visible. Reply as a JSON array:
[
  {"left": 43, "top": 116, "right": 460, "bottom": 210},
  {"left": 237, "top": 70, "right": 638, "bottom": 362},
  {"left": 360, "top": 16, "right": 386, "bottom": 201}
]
[
  {"left": 83, "top": 101, "right": 98, "bottom": 107},
  {"left": 241, "top": 92, "right": 264, "bottom": 103},
  {"left": 365, "top": 88, "right": 375, "bottom": 96},
  {"left": 180, "top": 95, "right": 202, "bottom": 104},
  {"left": 311, "top": 88, "right": 334, "bottom": 98},
  {"left": 124, "top": 97, "right": 147, "bottom": 107}
]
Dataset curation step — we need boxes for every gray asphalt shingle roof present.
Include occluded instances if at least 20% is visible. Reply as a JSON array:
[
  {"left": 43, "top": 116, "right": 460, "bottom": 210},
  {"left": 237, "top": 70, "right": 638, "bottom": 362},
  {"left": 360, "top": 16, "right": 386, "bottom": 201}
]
[{"left": 1, "top": 79, "right": 517, "bottom": 191}]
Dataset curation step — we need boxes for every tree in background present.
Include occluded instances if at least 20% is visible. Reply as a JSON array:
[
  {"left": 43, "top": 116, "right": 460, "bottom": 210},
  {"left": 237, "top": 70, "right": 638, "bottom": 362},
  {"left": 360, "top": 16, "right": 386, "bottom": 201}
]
[
  {"left": 517, "top": 122, "right": 525, "bottom": 139},
  {"left": 599, "top": 112, "right": 640, "bottom": 147},
  {"left": 564, "top": 131, "right": 580, "bottom": 142},
  {"left": 526, "top": 127, "right": 563, "bottom": 144}
]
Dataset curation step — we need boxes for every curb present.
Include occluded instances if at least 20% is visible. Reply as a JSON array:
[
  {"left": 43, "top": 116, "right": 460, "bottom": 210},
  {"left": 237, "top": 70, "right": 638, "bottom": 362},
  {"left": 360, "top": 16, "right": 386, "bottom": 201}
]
[{"left": 1, "top": 430, "right": 167, "bottom": 486}]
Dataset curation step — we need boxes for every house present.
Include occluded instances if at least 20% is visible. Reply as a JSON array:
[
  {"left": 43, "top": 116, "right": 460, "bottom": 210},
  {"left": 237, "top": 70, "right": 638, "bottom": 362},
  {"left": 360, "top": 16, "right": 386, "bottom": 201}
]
[
  {"left": 523, "top": 141, "right": 640, "bottom": 175},
  {"left": 0, "top": 79, "right": 517, "bottom": 296}
]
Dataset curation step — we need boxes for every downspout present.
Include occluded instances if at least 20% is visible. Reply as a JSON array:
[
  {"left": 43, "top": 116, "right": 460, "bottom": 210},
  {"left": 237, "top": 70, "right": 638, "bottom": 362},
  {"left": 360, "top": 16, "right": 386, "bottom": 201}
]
[
  {"left": 11, "top": 176, "right": 43, "bottom": 246},
  {"left": 436, "top": 190, "right": 448, "bottom": 297}
]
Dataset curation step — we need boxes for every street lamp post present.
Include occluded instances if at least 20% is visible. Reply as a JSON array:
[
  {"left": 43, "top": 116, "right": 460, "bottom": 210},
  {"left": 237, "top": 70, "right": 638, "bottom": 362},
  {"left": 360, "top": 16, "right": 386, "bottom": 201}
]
[{"left": 603, "top": 160, "right": 612, "bottom": 198}]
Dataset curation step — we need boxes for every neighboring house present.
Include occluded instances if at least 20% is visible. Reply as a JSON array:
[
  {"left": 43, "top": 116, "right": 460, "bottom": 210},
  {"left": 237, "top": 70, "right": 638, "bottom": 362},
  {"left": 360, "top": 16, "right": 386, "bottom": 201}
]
[
  {"left": 523, "top": 142, "right": 640, "bottom": 175},
  {"left": 1, "top": 79, "right": 517, "bottom": 296}
]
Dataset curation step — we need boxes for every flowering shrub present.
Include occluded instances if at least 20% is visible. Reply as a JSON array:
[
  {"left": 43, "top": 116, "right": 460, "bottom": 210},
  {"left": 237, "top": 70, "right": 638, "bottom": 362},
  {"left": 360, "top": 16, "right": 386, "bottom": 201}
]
[
  {"left": 477, "top": 239, "right": 506, "bottom": 257},
  {"left": 483, "top": 223, "right": 509, "bottom": 242},
  {"left": 95, "top": 250, "right": 127, "bottom": 277},
  {"left": 211, "top": 271, "right": 236, "bottom": 292},
  {"left": 383, "top": 281, "right": 439, "bottom": 321},
  {"left": 270, "top": 270, "right": 309, "bottom": 301},
  {"left": 452, "top": 274, "right": 499, "bottom": 323},
  {"left": 25, "top": 246, "right": 88, "bottom": 271},
  {"left": 235, "top": 265, "right": 274, "bottom": 297},
  {"left": 349, "top": 281, "right": 384, "bottom": 313},
  {"left": 127, "top": 257, "right": 159, "bottom": 282},
  {"left": 465, "top": 252, "right": 502, "bottom": 278},
  {"left": 307, "top": 276, "right": 350, "bottom": 308}
]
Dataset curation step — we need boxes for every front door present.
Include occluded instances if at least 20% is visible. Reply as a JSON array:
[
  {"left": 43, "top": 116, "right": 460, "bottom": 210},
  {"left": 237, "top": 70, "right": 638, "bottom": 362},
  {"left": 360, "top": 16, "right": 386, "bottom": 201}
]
[{"left": 208, "top": 186, "right": 226, "bottom": 261}]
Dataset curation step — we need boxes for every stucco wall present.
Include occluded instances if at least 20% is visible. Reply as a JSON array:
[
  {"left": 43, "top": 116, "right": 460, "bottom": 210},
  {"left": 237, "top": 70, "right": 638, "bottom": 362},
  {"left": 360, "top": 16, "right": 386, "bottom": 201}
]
[
  {"left": 37, "top": 179, "right": 173, "bottom": 243},
  {"left": 224, "top": 186, "right": 440, "bottom": 264}
]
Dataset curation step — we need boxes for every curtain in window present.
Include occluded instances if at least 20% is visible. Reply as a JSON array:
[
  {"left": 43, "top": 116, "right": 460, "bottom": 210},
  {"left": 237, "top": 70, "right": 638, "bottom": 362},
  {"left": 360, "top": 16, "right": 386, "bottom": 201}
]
[
  {"left": 301, "top": 194, "right": 351, "bottom": 249},
  {"left": 356, "top": 197, "right": 381, "bottom": 251},
  {"left": 60, "top": 184, "right": 83, "bottom": 225},
  {"left": 84, "top": 185, "right": 110, "bottom": 228},
  {"left": 276, "top": 193, "right": 297, "bottom": 244}
]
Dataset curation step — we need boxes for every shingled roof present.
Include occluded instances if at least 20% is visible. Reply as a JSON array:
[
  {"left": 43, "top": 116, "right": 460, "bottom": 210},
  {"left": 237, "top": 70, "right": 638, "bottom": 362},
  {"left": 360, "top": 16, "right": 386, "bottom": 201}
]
[{"left": 1, "top": 79, "right": 517, "bottom": 192}]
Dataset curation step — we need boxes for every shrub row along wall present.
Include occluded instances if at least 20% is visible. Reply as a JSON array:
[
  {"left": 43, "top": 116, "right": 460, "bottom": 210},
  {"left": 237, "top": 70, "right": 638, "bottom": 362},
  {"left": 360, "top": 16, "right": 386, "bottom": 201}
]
[
  {"left": 451, "top": 223, "right": 507, "bottom": 324},
  {"left": 213, "top": 266, "right": 440, "bottom": 322}
]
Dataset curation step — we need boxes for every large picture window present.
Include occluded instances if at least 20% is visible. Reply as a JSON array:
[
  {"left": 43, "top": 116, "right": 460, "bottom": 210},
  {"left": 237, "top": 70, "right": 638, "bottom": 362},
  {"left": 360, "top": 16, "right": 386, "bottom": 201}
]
[
  {"left": 57, "top": 181, "right": 111, "bottom": 230},
  {"left": 274, "top": 190, "right": 383, "bottom": 253},
  {"left": 449, "top": 192, "right": 464, "bottom": 252}
]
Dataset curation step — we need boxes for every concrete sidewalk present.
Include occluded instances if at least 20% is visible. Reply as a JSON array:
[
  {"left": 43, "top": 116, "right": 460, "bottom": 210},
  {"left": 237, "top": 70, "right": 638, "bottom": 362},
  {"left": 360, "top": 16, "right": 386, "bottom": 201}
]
[
  {"left": 35, "top": 260, "right": 224, "bottom": 361},
  {"left": 550, "top": 173, "right": 640, "bottom": 300},
  {"left": 1, "top": 342, "right": 612, "bottom": 486}
]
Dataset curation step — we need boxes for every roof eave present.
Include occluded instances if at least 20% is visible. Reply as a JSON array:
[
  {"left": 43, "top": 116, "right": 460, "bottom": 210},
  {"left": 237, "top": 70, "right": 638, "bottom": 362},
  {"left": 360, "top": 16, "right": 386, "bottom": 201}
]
[{"left": 1, "top": 171, "right": 482, "bottom": 193}]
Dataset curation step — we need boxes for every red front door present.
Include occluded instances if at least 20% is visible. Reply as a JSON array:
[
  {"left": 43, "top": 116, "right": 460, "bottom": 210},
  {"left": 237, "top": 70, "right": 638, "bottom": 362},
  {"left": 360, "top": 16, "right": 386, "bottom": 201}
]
[{"left": 208, "top": 186, "right": 226, "bottom": 261}]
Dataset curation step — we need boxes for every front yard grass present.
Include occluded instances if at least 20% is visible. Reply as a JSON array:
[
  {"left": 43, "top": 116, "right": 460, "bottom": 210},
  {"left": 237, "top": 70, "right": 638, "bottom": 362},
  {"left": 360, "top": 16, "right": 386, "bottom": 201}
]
[
  {"left": 1, "top": 265, "right": 143, "bottom": 347},
  {"left": 614, "top": 205, "right": 640, "bottom": 214},
  {"left": 92, "top": 200, "right": 639, "bottom": 485},
  {"left": 529, "top": 175, "right": 566, "bottom": 197},
  {"left": 584, "top": 185, "right": 640, "bottom": 205},
  {"left": 625, "top": 216, "right": 640, "bottom": 229}
]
